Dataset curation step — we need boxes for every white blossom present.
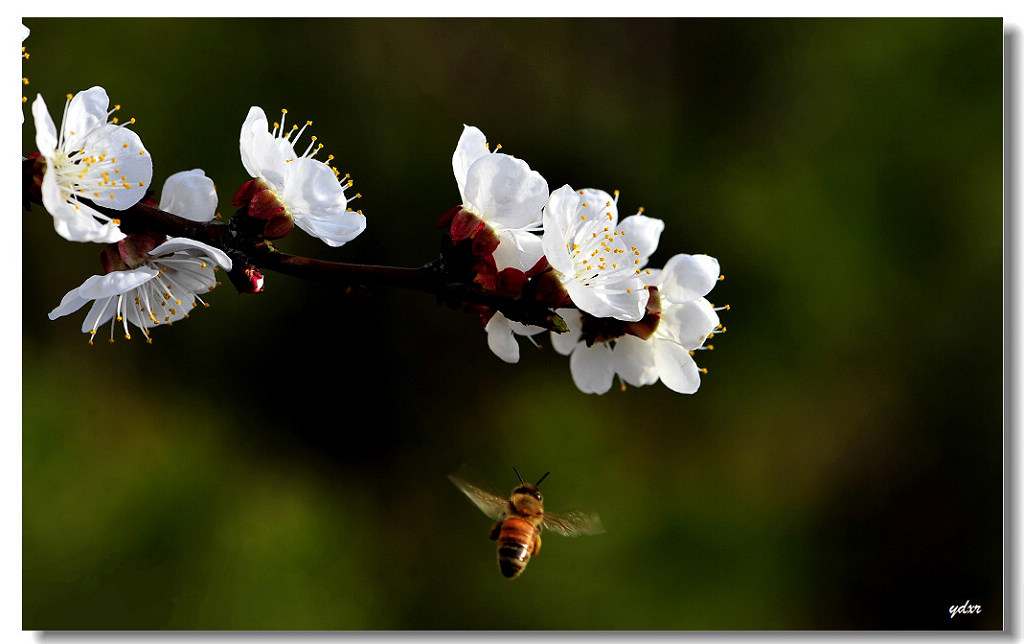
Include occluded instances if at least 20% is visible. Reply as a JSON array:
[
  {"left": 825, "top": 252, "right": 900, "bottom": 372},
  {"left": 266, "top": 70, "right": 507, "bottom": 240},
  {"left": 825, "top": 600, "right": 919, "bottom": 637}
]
[
  {"left": 452, "top": 125, "right": 548, "bottom": 271},
  {"left": 541, "top": 185, "right": 663, "bottom": 322},
  {"left": 239, "top": 106, "right": 365, "bottom": 247},
  {"left": 32, "top": 86, "right": 152, "bottom": 243},
  {"left": 552, "top": 253, "right": 723, "bottom": 394}
]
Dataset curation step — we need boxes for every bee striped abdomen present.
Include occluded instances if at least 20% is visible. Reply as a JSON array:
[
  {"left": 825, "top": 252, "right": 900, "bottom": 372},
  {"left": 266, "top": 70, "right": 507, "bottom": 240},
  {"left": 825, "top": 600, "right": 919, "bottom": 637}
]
[{"left": 496, "top": 516, "right": 536, "bottom": 579}]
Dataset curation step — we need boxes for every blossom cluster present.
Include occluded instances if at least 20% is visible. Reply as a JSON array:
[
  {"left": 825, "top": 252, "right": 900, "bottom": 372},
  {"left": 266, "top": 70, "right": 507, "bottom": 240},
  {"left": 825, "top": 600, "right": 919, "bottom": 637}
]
[
  {"left": 24, "top": 71, "right": 725, "bottom": 394},
  {"left": 28, "top": 85, "right": 362, "bottom": 344},
  {"left": 440, "top": 125, "right": 726, "bottom": 394}
]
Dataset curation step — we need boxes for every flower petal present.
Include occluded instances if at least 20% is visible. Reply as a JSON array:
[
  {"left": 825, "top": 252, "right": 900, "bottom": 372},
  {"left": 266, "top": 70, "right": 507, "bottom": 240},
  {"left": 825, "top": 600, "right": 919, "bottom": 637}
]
[
  {"left": 612, "top": 334, "right": 659, "bottom": 387},
  {"left": 41, "top": 172, "right": 125, "bottom": 244},
  {"left": 294, "top": 209, "right": 367, "bottom": 248},
  {"left": 485, "top": 312, "right": 520, "bottom": 363},
  {"left": 463, "top": 154, "right": 547, "bottom": 230},
  {"left": 240, "top": 110, "right": 289, "bottom": 189},
  {"left": 618, "top": 213, "right": 664, "bottom": 269},
  {"left": 566, "top": 277, "right": 648, "bottom": 322},
  {"left": 93, "top": 124, "right": 152, "bottom": 211},
  {"left": 61, "top": 87, "right": 109, "bottom": 151},
  {"left": 492, "top": 229, "right": 544, "bottom": 272},
  {"left": 150, "top": 237, "right": 232, "bottom": 270},
  {"left": 159, "top": 169, "right": 218, "bottom": 222},
  {"left": 239, "top": 106, "right": 269, "bottom": 179},
  {"left": 452, "top": 125, "right": 490, "bottom": 204},
  {"left": 540, "top": 185, "right": 582, "bottom": 276},
  {"left": 32, "top": 94, "right": 57, "bottom": 159},
  {"left": 659, "top": 253, "right": 721, "bottom": 303},
  {"left": 653, "top": 339, "right": 701, "bottom": 394},
  {"left": 569, "top": 342, "right": 615, "bottom": 394},
  {"left": 579, "top": 188, "right": 619, "bottom": 224},
  {"left": 78, "top": 267, "right": 159, "bottom": 300},
  {"left": 48, "top": 287, "right": 94, "bottom": 320},
  {"left": 660, "top": 298, "right": 720, "bottom": 349},
  {"left": 280, "top": 158, "right": 366, "bottom": 246}
]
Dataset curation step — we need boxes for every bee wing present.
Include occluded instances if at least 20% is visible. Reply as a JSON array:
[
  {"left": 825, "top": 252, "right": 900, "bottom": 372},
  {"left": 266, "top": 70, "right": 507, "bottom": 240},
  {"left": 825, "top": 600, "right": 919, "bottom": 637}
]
[
  {"left": 541, "top": 509, "right": 606, "bottom": 537},
  {"left": 448, "top": 463, "right": 508, "bottom": 520}
]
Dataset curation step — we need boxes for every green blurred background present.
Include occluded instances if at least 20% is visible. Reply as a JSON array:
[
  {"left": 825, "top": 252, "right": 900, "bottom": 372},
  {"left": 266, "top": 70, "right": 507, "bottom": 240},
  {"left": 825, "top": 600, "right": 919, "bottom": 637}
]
[{"left": 21, "top": 18, "right": 1003, "bottom": 630}]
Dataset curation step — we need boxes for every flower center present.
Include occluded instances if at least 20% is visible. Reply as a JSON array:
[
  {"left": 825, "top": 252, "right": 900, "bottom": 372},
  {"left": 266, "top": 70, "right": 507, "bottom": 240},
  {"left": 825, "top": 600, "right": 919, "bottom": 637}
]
[
  {"left": 49, "top": 95, "right": 145, "bottom": 210},
  {"left": 564, "top": 199, "right": 642, "bottom": 288},
  {"left": 271, "top": 108, "right": 359, "bottom": 197}
]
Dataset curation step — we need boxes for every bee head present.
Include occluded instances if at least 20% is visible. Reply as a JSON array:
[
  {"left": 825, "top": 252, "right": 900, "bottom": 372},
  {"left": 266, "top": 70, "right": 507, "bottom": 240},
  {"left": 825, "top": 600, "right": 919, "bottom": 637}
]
[{"left": 511, "top": 466, "right": 550, "bottom": 506}]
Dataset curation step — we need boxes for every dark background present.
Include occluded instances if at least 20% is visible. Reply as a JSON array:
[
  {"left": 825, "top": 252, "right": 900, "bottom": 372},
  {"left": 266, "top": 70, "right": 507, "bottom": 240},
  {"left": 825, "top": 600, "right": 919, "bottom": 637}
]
[{"left": 21, "top": 18, "right": 1003, "bottom": 629}]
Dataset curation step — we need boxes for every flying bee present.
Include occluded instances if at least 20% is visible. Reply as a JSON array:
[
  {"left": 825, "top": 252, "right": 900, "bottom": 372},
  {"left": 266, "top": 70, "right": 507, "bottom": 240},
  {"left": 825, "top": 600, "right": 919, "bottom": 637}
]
[{"left": 448, "top": 464, "right": 605, "bottom": 579}]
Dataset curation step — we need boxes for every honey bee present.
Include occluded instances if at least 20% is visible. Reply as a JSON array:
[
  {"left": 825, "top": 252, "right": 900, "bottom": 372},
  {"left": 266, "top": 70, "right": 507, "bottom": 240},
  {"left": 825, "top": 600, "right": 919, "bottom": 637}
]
[{"left": 448, "top": 464, "right": 605, "bottom": 579}]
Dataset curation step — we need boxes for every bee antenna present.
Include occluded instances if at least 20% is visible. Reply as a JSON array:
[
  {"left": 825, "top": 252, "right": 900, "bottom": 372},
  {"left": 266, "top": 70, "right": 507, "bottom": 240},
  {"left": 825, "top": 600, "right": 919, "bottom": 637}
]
[
  {"left": 513, "top": 466, "right": 525, "bottom": 485},
  {"left": 536, "top": 471, "right": 551, "bottom": 487}
]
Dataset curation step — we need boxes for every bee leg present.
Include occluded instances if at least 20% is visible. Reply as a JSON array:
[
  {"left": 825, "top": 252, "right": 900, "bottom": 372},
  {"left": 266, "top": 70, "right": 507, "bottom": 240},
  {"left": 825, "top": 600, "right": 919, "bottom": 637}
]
[
  {"left": 488, "top": 521, "right": 502, "bottom": 541},
  {"left": 531, "top": 533, "right": 542, "bottom": 556}
]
